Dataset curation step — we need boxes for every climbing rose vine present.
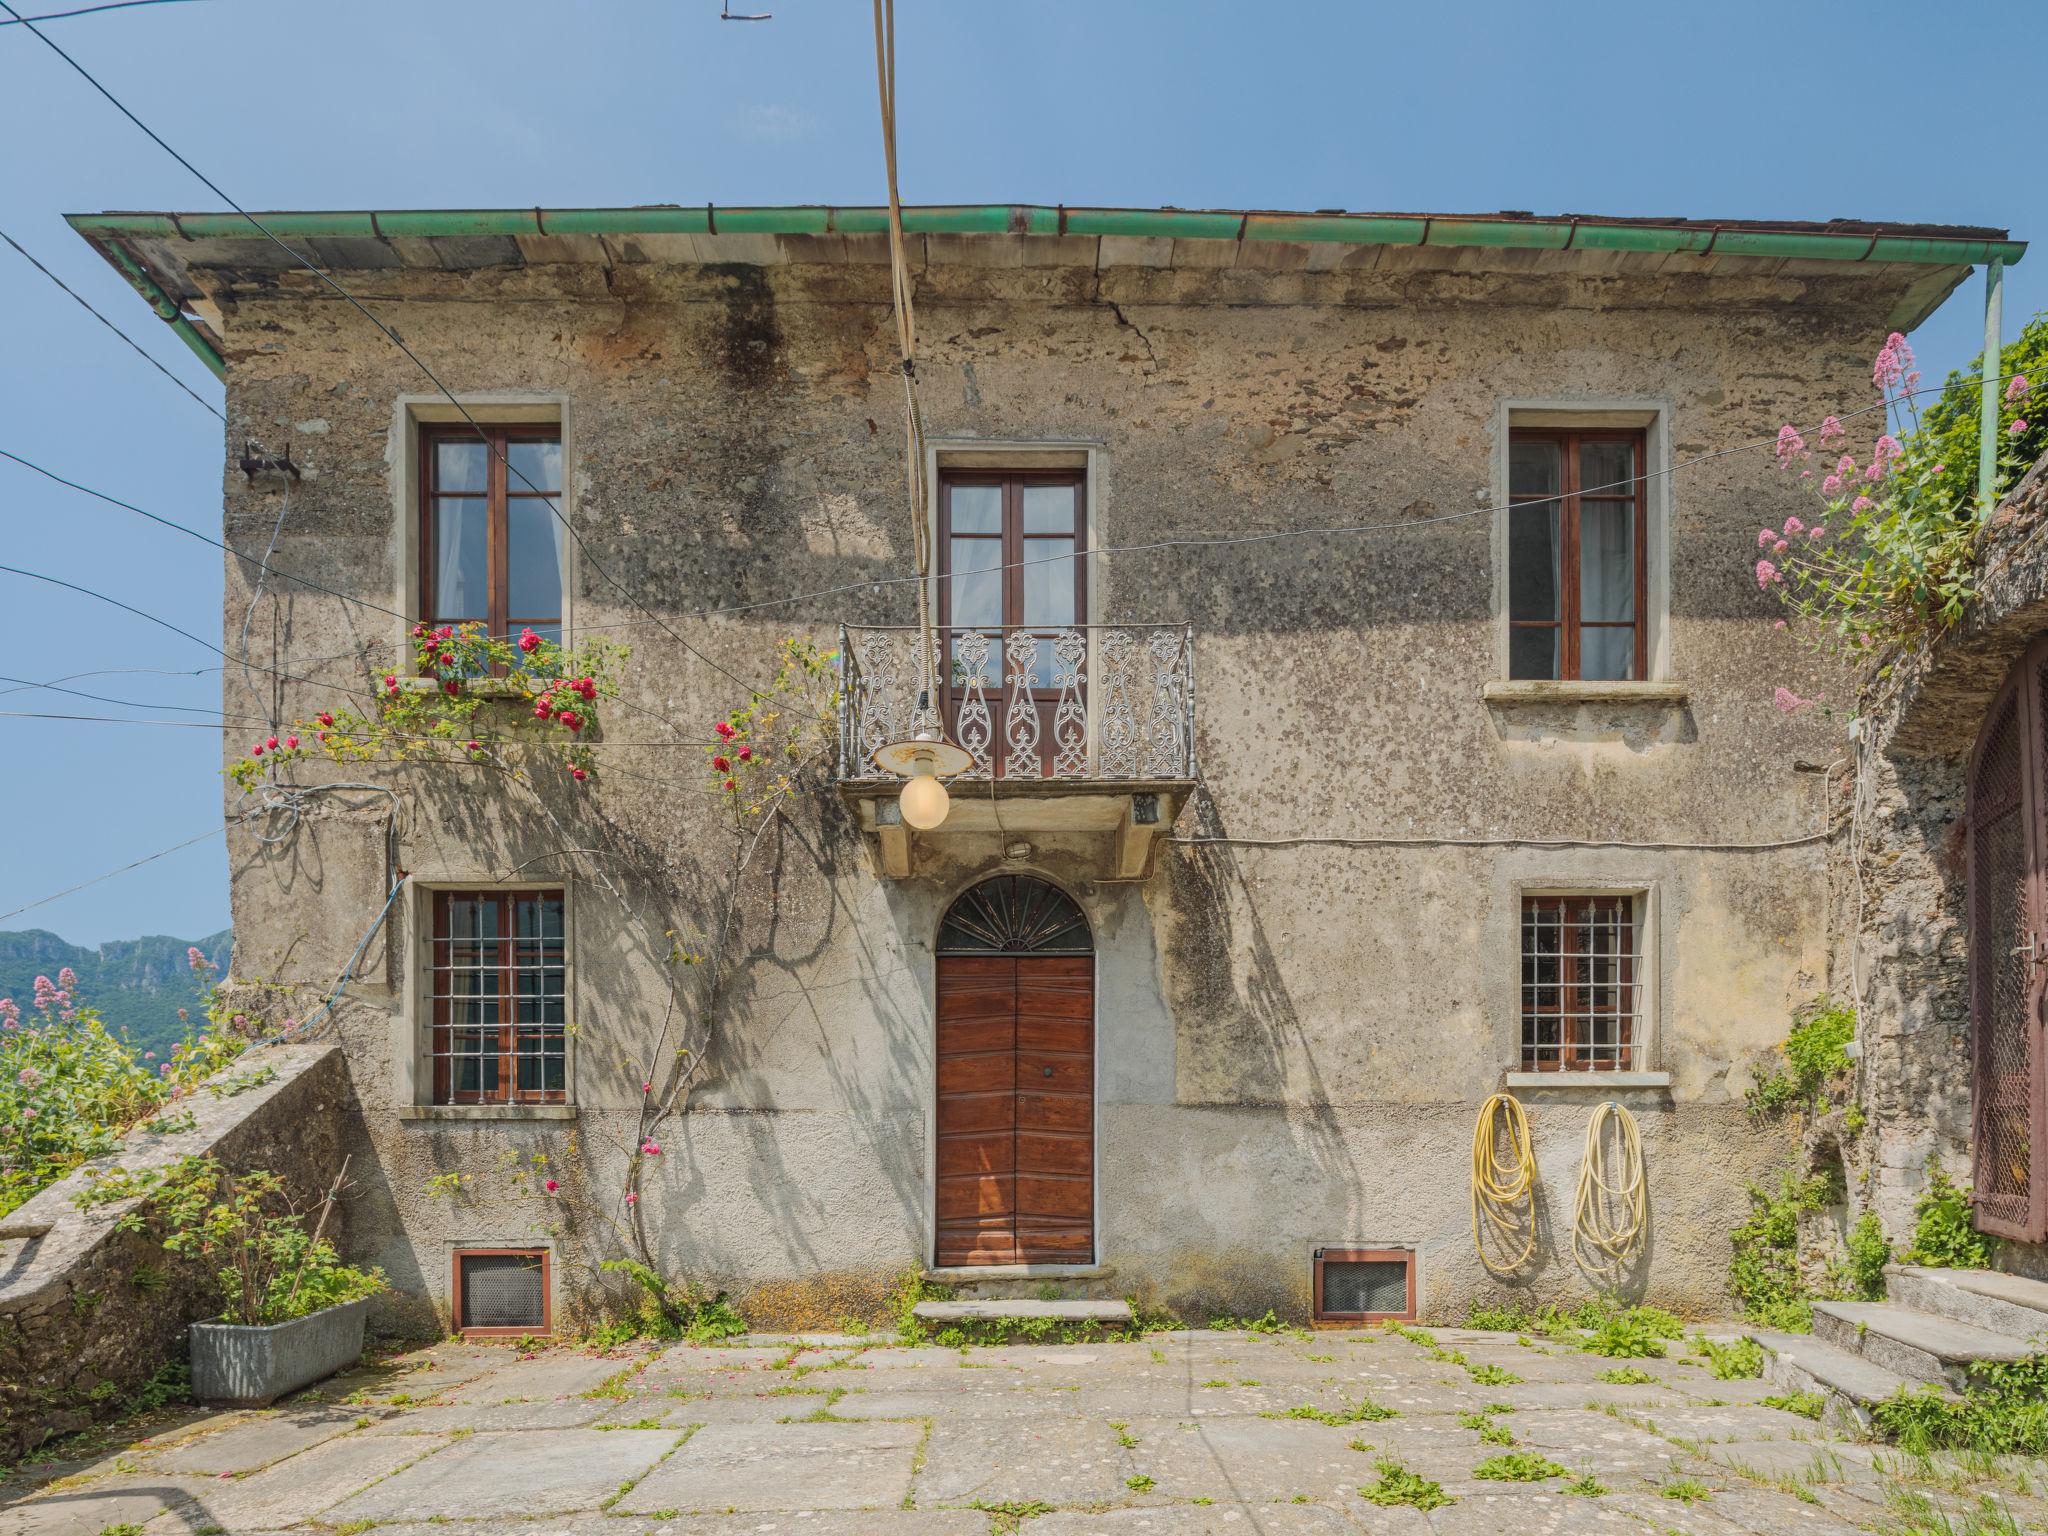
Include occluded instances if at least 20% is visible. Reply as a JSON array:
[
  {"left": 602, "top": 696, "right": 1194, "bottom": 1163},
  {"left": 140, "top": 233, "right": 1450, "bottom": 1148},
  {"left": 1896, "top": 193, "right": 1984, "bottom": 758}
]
[
  {"left": 1751, "top": 331, "right": 2033, "bottom": 677},
  {"left": 230, "top": 623, "right": 626, "bottom": 791}
]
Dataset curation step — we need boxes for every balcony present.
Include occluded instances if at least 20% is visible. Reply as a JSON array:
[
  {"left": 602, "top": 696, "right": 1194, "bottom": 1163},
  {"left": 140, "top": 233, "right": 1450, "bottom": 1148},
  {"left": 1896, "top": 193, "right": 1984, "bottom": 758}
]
[{"left": 838, "top": 624, "right": 1197, "bottom": 879}]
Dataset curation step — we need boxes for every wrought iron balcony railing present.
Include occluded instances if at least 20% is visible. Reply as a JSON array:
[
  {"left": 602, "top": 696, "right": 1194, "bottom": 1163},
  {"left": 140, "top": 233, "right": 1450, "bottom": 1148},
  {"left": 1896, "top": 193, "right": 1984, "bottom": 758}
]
[{"left": 839, "top": 624, "right": 1196, "bottom": 782}]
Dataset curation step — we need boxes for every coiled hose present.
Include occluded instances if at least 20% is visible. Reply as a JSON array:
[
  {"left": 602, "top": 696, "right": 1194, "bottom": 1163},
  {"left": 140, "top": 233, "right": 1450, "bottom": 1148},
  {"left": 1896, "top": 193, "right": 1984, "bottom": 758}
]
[
  {"left": 1571, "top": 1100, "right": 1646, "bottom": 1279},
  {"left": 1471, "top": 1092, "right": 1537, "bottom": 1273}
]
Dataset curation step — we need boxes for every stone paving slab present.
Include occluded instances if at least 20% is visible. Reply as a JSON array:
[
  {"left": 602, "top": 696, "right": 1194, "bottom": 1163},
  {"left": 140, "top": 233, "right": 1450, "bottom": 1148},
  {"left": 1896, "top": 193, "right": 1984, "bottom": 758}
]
[
  {"left": 322, "top": 1426, "right": 676, "bottom": 1522},
  {"left": 168, "top": 1429, "right": 449, "bottom": 1529},
  {"left": 361, "top": 1394, "right": 613, "bottom": 1432},
  {"left": 619, "top": 1420, "right": 923, "bottom": 1514},
  {"left": 150, "top": 1405, "right": 364, "bottom": 1474},
  {"left": 1029, "top": 1505, "right": 1370, "bottom": 1534},
  {"left": 437, "top": 1347, "right": 640, "bottom": 1402},
  {"left": 0, "top": 1481, "right": 208, "bottom": 1536},
  {"left": 915, "top": 1417, "right": 1135, "bottom": 1507},
  {"left": 1121, "top": 1415, "right": 1365, "bottom": 1503}
]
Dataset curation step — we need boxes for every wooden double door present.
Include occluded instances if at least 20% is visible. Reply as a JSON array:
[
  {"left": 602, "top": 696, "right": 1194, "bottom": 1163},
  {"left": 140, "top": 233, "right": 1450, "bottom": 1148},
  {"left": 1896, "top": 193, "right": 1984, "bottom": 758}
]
[
  {"left": 934, "top": 877, "right": 1095, "bottom": 1266},
  {"left": 1968, "top": 640, "right": 2048, "bottom": 1242}
]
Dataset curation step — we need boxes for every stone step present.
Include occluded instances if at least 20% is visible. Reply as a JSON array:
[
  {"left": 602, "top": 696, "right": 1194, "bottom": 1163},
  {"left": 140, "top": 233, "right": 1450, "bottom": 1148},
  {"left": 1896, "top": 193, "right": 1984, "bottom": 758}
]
[
  {"left": 1751, "top": 1328, "right": 1935, "bottom": 1440},
  {"left": 913, "top": 1299, "right": 1132, "bottom": 1324},
  {"left": 1885, "top": 1264, "right": 2048, "bottom": 1346},
  {"left": 1810, "top": 1301, "right": 2036, "bottom": 1390}
]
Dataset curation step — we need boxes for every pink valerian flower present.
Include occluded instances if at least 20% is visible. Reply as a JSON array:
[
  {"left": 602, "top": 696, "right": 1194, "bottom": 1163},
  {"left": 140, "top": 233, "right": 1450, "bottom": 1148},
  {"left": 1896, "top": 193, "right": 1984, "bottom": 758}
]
[
  {"left": 1774, "top": 425, "right": 1806, "bottom": 468},
  {"left": 1836, "top": 454, "right": 1857, "bottom": 479},
  {"left": 16, "top": 1067, "right": 40, "bottom": 1087},
  {"left": 1773, "top": 539, "right": 1789, "bottom": 554},
  {"left": 1774, "top": 687, "right": 1812, "bottom": 712},
  {"left": 1756, "top": 559, "right": 1779, "bottom": 589},
  {"left": 1873, "top": 331, "right": 1915, "bottom": 391},
  {"left": 1757, "top": 527, "right": 1777, "bottom": 548},
  {"left": 1809, "top": 525, "right": 1827, "bottom": 540},
  {"left": 57, "top": 967, "right": 77, "bottom": 990},
  {"left": 1853, "top": 494, "right": 1876, "bottom": 512},
  {"left": 1783, "top": 516, "right": 1805, "bottom": 537},
  {"left": 2013, "top": 419, "right": 2030, "bottom": 437},
  {"left": 1773, "top": 619, "right": 1788, "bottom": 630},
  {"left": 2008, "top": 374, "right": 2030, "bottom": 402},
  {"left": 0, "top": 999, "right": 18, "bottom": 1029},
  {"left": 1818, "top": 416, "right": 1846, "bottom": 443},
  {"left": 1821, "top": 475, "right": 1844, "bottom": 496}
]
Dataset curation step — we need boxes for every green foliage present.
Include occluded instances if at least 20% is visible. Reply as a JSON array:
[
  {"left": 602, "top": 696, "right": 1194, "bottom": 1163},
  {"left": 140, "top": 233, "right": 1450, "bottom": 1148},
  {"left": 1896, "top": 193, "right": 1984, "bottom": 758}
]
[
  {"left": 1562, "top": 1472, "right": 1608, "bottom": 1497},
  {"left": 1568, "top": 1298, "right": 1680, "bottom": 1359},
  {"left": 1472, "top": 1452, "right": 1568, "bottom": 1481},
  {"left": 1748, "top": 1003, "right": 1856, "bottom": 1118},
  {"left": 1466, "top": 1362, "right": 1523, "bottom": 1385},
  {"left": 1729, "top": 1169, "right": 1838, "bottom": 1331},
  {"left": 593, "top": 1258, "right": 747, "bottom": 1345},
  {"left": 1358, "top": 1458, "right": 1453, "bottom": 1510},
  {"left": 1762, "top": 1391, "right": 1825, "bottom": 1420},
  {"left": 1872, "top": 1355, "right": 2048, "bottom": 1456},
  {"left": 86, "top": 1156, "right": 382, "bottom": 1326},
  {"left": 1661, "top": 1478, "right": 1712, "bottom": 1504},
  {"left": 1464, "top": 1301, "right": 1535, "bottom": 1332},
  {"left": 1844, "top": 1211, "right": 1893, "bottom": 1300},
  {"left": 0, "top": 928, "right": 230, "bottom": 1061},
  {"left": 886, "top": 1266, "right": 950, "bottom": 1344},
  {"left": 1912, "top": 312, "right": 2048, "bottom": 519},
  {"left": 1207, "top": 1308, "right": 1309, "bottom": 1339},
  {"left": 1124, "top": 1474, "right": 1155, "bottom": 1492},
  {"left": 1454, "top": 1409, "right": 1514, "bottom": 1446},
  {"left": 1883, "top": 1487, "right": 2029, "bottom": 1536},
  {"left": 1597, "top": 1366, "right": 1657, "bottom": 1385},
  {"left": 1692, "top": 1335, "right": 1764, "bottom": 1380},
  {"left": 1271, "top": 1396, "right": 1397, "bottom": 1426},
  {"left": 1901, "top": 1168, "right": 1994, "bottom": 1270}
]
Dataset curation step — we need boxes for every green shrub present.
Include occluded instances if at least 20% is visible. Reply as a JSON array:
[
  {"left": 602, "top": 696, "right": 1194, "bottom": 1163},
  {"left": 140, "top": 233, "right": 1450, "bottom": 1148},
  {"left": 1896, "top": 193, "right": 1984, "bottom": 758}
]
[
  {"left": 1464, "top": 1302, "right": 1535, "bottom": 1332},
  {"left": 1746, "top": 1002, "right": 1855, "bottom": 1119},
  {"left": 590, "top": 1258, "right": 746, "bottom": 1345},
  {"left": 1843, "top": 1211, "right": 1892, "bottom": 1300},
  {"left": 1359, "top": 1458, "right": 1453, "bottom": 1510},
  {"left": 1901, "top": 1168, "right": 1994, "bottom": 1270},
  {"left": 1872, "top": 1355, "right": 2048, "bottom": 1456},
  {"left": 1597, "top": 1366, "right": 1657, "bottom": 1385},
  {"left": 1729, "top": 1170, "right": 1837, "bottom": 1331},
  {"left": 1573, "top": 1297, "right": 1677, "bottom": 1359},
  {"left": 1762, "top": 1391, "right": 1825, "bottom": 1420},
  {"left": 1693, "top": 1335, "right": 1764, "bottom": 1380},
  {"left": 1910, "top": 311, "right": 2048, "bottom": 519}
]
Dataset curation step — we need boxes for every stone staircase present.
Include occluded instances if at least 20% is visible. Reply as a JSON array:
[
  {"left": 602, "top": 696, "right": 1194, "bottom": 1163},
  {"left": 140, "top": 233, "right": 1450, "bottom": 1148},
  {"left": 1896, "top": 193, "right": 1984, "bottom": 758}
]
[{"left": 1750, "top": 1264, "right": 2048, "bottom": 1438}]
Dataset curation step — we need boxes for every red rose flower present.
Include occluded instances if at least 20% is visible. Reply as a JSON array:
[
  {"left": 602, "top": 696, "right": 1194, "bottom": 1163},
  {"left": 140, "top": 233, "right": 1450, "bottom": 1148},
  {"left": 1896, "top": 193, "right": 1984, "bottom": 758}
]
[
  {"left": 711, "top": 755, "right": 730, "bottom": 772},
  {"left": 571, "top": 767, "right": 588, "bottom": 782},
  {"left": 737, "top": 745, "right": 752, "bottom": 762},
  {"left": 284, "top": 734, "right": 299, "bottom": 750},
  {"left": 266, "top": 735, "right": 279, "bottom": 750}
]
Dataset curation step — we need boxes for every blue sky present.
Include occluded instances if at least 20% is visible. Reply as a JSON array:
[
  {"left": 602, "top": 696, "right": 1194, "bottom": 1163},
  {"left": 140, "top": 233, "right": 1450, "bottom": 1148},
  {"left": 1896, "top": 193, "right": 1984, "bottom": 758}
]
[{"left": 1, "top": 0, "right": 2041, "bottom": 946}]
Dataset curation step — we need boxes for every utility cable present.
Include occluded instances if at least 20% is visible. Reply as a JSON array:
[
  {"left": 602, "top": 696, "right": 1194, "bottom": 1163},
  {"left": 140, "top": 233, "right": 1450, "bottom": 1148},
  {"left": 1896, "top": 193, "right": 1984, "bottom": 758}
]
[
  {"left": 0, "top": 818, "right": 241, "bottom": 924},
  {"left": 1472, "top": 1092, "right": 1538, "bottom": 1274},
  {"left": 0, "top": 0, "right": 759, "bottom": 697},
  {"left": 0, "top": 228, "right": 222, "bottom": 419},
  {"left": 1571, "top": 1101, "right": 1646, "bottom": 1280},
  {"left": 0, "top": 0, "right": 200, "bottom": 22},
  {"left": 0, "top": 671, "right": 270, "bottom": 724}
]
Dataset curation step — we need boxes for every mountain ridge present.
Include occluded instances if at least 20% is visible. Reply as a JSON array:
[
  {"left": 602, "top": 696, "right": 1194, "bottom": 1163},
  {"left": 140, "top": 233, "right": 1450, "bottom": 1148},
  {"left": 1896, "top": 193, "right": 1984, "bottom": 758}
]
[{"left": 0, "top": 927, "right": 233, "bottom": 1056}]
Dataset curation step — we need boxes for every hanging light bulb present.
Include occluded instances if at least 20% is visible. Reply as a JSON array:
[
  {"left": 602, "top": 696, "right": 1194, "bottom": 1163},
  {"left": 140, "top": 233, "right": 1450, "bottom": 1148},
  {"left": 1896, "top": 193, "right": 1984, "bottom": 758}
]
[{"left": 873, "top": 690, "right": 972, "bottom": 833}]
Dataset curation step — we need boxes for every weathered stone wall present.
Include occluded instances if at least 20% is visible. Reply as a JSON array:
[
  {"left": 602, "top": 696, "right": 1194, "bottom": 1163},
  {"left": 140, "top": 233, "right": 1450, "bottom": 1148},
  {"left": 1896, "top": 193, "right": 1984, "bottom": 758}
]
[
  {"left": 196, "top": 240, "right": 1902, "bottom": 1327},
  {"left": 0, "top": 1044, "right": 350, "bottom": 1460},
  {"left": 1853, "top": 457, "right": 2048, "bottom": 1280}
]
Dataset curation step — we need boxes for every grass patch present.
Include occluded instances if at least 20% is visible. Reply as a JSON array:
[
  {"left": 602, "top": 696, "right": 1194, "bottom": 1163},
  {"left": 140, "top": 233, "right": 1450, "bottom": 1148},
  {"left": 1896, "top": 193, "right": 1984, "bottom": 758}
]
[
  {"left": 1763, "top": 1390, "right": 1827, "bottom": 1420},
  {"left": 1269, "top": 1396, "right": 1398, "bottom": 1426},
  {"left": 1693, "top": 1334, "right": 1765, "bottom": 1380},
  {"left": 1207, "top": 1309, "right": 1309, "bottom": 1340},
  {"left": 1472, "top": 1451, "right": 1568, "bottom": 1481},
  {"left": 970, "top": 1499, "right": 1055, "bottom": 1533},
  {"left": 1563, "top": 1471, "right": 1608, "bottom": 1496},
  {"left": 1872, "top": 1356, "right": 2048, "bottom": 1456},
  {"left": 1358, "top": 1458, "right": 1453, "bottom": 1510},
  {"left": 1465, "top": 1302, "right": 1536, "bottom": 1331},
  {"left": 1661, "top": 1478, "right": 1712, "bottom": 1503},
  {"left": 1125, "top": 1473, "right": 1155, "bottom": 1492},
  {"left": 1466, "top": 1362, "right": 1522, "bottom": 1385}
]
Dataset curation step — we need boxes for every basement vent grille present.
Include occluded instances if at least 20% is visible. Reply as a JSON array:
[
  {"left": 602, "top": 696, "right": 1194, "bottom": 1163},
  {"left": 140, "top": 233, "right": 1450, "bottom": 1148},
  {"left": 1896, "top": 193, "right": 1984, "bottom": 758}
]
[
  {"left": 1313, "top": 1247, "right": 1415, "bottom": 1324},
  {"left": 455, "top": 1250, "right": 548, "bottom": 1333}
]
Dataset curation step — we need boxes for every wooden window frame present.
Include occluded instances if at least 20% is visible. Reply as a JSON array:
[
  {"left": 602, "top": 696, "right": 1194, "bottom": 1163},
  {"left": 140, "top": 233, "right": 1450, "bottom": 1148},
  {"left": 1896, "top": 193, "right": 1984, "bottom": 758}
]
[
  {"left": 428, "top": 888, "right": 569, "bottom": 1107},
  {"left": 451, "top": 1247, "right": 552, "bottom": 1337},
  {"left": 1311, "top": 1247, "right": 1416, "bottom": 1326},
  {"left": 418, "top": 423, "right": 563, "bottom": 643},
  {"left": 1507, "top": 427, "right": 1648, "bottom": 681},
  {"left": 1518, "top": 893, "right": 1640, "bottom": 1073},
  {"left": 936, "top": 470, "right": 1088, "bottom": 777}
]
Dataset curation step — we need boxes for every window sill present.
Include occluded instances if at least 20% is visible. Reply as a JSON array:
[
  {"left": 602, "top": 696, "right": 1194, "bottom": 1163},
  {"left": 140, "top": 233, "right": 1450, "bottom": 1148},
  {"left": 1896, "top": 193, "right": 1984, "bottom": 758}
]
[
  {"left": 1504, "top": 1071, "right": 1671, "bottom": 1091},
  {"left": 1483, "top": 681, "right": 1689, "bottom": 707},
  {"left": 398, "top": 1104, "right": 578, "bottom": 1122}
]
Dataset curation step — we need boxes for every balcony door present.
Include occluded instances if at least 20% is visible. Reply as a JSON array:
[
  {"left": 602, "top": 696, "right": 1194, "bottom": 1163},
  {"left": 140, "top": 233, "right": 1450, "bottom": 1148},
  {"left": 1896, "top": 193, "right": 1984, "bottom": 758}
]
[
  {"left": 1968, "top": 638, "right": 2048, "bottom": 1242},
  {"left": 938, "top": 471, "right": 1086, "bottom": 777}
]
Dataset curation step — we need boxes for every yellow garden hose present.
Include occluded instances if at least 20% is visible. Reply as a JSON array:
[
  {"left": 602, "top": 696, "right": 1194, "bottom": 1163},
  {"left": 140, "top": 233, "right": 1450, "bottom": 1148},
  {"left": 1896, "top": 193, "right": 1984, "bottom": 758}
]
[
  {"left": 1471, "top": 1093, "right": 1537, "bottom": 1273},
  {"left": 1572, "top": 1101, "right": 1646, "bottom": 1279}
]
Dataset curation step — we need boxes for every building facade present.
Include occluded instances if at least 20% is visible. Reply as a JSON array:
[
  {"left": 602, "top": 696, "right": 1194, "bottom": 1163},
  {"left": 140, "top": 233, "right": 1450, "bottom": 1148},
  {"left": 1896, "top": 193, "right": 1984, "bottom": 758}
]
[{"left": 73, "top": 206, "right": 2022, "bottom": 1333}]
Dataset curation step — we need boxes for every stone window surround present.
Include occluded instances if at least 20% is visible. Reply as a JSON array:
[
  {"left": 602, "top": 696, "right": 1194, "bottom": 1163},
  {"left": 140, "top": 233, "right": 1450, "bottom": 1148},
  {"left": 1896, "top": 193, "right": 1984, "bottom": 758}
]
[
  {"left": 1497, "top": 874, "right": 1672, "bottom": 1091},
  {"left": 1485, "top": 399, "right": 1681, "bottom": 703},
  {"left": 394, "top": 875, "right": 580, "bottom": 1122},
  {"left": 390, "top": 394, "right": 577, "bottom": 666},
  {"left": 923, "top": 438, "right": 1104, "bottom": 630}
]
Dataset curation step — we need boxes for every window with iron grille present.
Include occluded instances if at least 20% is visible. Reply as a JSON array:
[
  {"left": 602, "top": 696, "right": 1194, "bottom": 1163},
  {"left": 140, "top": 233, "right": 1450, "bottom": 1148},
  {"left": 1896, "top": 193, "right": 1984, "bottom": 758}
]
[
  {"left": 1519, "top": 894, "right": 1640, "bottom": 1072},
  {"left": 429, "top": 890, "right": 567, "bottom": 1105},
  {"left": 453, "top": 1249, "right": 550, "bottom": 1334}
]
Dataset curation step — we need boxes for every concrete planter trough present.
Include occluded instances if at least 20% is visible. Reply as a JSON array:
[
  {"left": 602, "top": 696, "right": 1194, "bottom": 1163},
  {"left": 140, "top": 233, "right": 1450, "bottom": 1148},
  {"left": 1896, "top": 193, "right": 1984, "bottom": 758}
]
[{"left": 189, "top": 1297, "right": 370, "bottom": 1407}]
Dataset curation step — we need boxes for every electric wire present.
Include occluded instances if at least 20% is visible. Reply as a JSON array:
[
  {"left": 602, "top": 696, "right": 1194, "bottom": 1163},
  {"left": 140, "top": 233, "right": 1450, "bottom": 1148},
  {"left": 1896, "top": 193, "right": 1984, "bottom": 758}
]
[
  {"left": 0, "top": 819, "right": 239, "bottom": 924},
  {"left": 0, "top": 671, "right": 271, "bottom": 723},
  {"left": 1571, "top": 1101, "right": 1647, "bottom": 1279},
  {"left": 0, "top": 0, "right": 200, "bottom": 23},
  {"left": 0, "top": 0, "right": 760, "bottom": 697},
  {"left": 1472, "top": 1092, "right": 1538, "bottom": 1273},
  {"left": 0, "top": 228, "right": 222, "bottom": 419}
]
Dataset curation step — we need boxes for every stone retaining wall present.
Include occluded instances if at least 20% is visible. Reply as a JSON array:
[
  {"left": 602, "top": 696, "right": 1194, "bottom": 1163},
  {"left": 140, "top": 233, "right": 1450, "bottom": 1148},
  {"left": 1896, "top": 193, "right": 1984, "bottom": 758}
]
[{"left": 0, "top": 1043, "right": 352, "bottom": 1461}]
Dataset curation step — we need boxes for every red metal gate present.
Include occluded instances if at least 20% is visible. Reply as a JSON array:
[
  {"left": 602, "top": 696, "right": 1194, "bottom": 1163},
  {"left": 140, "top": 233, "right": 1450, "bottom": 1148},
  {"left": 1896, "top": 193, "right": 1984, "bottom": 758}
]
[{"left": 1968, "top": 640, "right": 2048, "bottom": 1241}]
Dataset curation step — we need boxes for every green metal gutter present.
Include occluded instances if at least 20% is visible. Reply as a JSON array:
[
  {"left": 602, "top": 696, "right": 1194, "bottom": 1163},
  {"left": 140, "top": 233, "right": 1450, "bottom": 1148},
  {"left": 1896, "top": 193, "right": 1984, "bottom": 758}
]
[
  {"left": 67, "top": 206, "right": 2029, "bottom": 266},
  {"left": 96, "top": 233, "right": 225, "bottom": 380},
  {"left": 66, "top": 206, "right": 2026, "bottom": 381}
]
